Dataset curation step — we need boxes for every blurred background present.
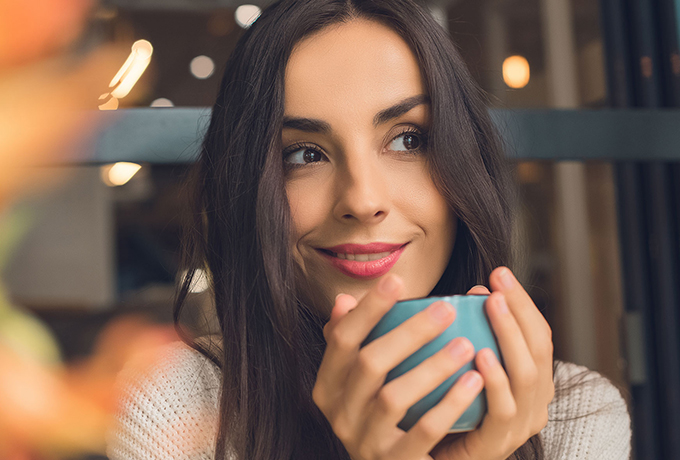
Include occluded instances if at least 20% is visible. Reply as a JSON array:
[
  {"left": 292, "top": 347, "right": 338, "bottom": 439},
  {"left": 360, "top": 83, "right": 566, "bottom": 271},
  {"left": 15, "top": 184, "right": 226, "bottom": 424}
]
[{"left": 1, "top": 0, "right": 679, "bottom": 459}]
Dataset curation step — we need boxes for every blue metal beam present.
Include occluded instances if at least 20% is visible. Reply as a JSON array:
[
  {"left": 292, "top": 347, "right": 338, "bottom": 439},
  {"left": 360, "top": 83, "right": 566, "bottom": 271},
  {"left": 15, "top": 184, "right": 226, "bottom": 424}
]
[{"left": 74, "top": 108, "right": 680, "bottom": 163}]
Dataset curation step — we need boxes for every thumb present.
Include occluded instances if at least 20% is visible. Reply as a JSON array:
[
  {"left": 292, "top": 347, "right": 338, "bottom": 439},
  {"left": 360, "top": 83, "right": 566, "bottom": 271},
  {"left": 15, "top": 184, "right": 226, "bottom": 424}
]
[{"left": 466, "top": 284, "right": 491, "bottom": 295}]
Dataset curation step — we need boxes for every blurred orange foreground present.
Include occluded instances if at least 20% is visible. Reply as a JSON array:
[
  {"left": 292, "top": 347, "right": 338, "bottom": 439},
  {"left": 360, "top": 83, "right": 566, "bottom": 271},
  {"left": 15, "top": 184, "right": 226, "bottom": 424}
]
[{"left": 0, "top": 1, "right": 176, "bottom": 458}]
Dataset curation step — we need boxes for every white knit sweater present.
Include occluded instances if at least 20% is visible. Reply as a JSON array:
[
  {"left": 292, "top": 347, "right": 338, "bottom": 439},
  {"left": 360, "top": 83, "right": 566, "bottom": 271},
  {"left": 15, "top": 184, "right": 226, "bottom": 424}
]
[{"left": 106, "top": 341, "right": 631, "bottom": 460}]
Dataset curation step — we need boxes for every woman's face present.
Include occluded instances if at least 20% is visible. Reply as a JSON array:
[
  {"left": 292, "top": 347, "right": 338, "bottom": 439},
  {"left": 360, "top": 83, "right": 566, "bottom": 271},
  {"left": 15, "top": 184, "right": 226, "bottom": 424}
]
[{"left": 283, "top": 19, "right": 457, "bottom": 318}]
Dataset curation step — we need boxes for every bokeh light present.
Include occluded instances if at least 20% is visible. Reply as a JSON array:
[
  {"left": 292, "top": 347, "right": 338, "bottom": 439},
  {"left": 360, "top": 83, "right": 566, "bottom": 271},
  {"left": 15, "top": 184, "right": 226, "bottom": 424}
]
[
  {"left": 150, "top": 98, "right": 174, "bottom": 107},
  {"left": 189, "top": 55, "right": 215, "bottom": 79},
  {"left": 179, "top": 269, "right": 210, "bottom": 294},
  {"left": 100, "top": 162, "right": 142, "bottom": 187},
  {"left": 235, "top": 4, "right": 262, "bottom": 29},
  {"left": 502, "top": 55, "right": 531, "bottom": 89}
]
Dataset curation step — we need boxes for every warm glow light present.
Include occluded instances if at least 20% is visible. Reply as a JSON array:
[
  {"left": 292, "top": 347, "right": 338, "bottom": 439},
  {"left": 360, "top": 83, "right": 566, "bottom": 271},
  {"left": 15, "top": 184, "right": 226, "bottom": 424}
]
[
  {"left": 150, "top": 98, "right": 174, "bottom": 107},
  {"left": 98, "top": 96, "right": 119, "bottom": 111},
  {"left": 503, "top": 55, "right": 530, "bottom": 89},
  {"left": 190, "top": 56, "right": 215, "bottom": 79},
  {"left": 235, "top": 5, "right": 261, "bottom": 29},
  {"left": 101, "top": 162, "right": 142, "bottom": 187},
  {"left": 108, "top": 40, "right": 153, "bottom": 99}
]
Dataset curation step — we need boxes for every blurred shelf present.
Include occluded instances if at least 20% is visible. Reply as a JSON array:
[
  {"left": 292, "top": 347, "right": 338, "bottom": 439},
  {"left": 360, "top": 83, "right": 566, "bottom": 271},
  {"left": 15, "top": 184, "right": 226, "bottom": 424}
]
[{"left": 72, "top": 108, "right": 680, "bottom": 164}]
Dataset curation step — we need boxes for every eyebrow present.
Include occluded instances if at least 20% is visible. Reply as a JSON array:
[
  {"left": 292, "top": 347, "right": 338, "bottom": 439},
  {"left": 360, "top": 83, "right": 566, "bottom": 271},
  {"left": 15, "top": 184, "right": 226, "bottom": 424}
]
[{"left": 282, "top": 94, "right": 431, "bottom": 134}]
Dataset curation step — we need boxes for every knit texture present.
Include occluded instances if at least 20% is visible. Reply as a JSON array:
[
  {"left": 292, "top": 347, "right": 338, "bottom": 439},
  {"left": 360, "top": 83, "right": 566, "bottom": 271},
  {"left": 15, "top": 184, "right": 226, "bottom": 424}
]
[{"left": 106, "top": 341, "right": 631, "bottom": 460}]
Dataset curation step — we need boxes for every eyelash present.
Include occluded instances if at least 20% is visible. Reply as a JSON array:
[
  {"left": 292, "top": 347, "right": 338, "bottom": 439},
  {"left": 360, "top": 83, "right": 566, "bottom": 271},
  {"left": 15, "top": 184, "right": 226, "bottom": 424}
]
[{"left": 282, "top": 126, "right": 429, "bottom": 169}]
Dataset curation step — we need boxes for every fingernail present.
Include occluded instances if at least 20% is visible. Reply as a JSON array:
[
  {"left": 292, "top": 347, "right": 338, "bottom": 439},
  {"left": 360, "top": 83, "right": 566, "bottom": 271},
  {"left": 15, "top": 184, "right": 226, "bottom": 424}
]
[
  {"left": 335, "top": 293, "right": 345, "bottom": 301},
  {"left": 499, "top": 267, "right": 514, "bottom": 289},
  {"left": 379, "top": 275, "right": 400, "bottom": 294},
  {"left": 481, "top": 349, "right": 498, "bottom": 367},
  {"left": 497, "top": 295, "right": 509, "bottom": 314},
  {"left": 447, "top": 338, "right": 471, "bottom": 357},
  {"left": 460, "top": 372, "right": 482, "bottom": 389},
  {"left": 430, "top": 301, "right": 455, "bottom": 321}
]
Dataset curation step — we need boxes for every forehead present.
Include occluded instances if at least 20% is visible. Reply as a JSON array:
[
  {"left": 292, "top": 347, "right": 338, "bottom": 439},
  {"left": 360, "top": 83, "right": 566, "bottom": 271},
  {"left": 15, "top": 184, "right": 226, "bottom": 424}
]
[{"left": 284, "top": 19, "right": 426, "bottom": 119}]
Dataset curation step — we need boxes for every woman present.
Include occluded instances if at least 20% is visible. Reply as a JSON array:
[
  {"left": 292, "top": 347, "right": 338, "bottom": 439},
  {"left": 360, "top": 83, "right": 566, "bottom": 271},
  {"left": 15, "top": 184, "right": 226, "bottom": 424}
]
[{"left": 107, "top": 0, "right": 631, "bottom": 459}]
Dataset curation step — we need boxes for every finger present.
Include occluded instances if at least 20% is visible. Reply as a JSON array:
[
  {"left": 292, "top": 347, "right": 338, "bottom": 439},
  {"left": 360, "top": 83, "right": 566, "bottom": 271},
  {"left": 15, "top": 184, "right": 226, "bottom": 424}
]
[
  {"left": 315, "top": 294, "right": 358, "bottom": 406},
  {"left": 340, "top": 301, "right": 457, "bottom": 434},
  {"left": 485, "top": 292, "right": 537, "bottom": 406},
  {"left": 488, "top": 272, "right": 554, "bottom": 418},
  {"left": 315, "top": 275, "right": 403, "bottom": 404},
  {"left": 472, "top": 348, "right": 517, "bottom": 435},
  {"left": 485, "top": 292, "right": 544, "bottom": 424},
  {"left": 466, "top": 285, "right": 491, "bottom": 296},
  {"left": 324, "top": 274, "right": 403, "bottom": 352},
  {"left": 326, "top": 294, "right": 359, "bottom": 331},
  {"left": 489, "top": 267, "right": 552, "bottom": 362},
  {"left": 390, "top": 370, "right": 483, "bottom": 460},
  {"left": 365, "top": 337, "right": 474, "bottom": 439},
  {"left": 463, "top": 347, "right": 540, "bottom": 460},
  {"left": 489, "top": 268, "right": 554, "bottom": 406}
]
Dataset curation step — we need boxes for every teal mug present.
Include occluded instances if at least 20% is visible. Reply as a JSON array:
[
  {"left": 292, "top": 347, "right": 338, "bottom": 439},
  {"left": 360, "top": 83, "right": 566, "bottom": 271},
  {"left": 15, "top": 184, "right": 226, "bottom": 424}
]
[{"left": 360, "top": 295, "right": 502, "bottom": 433}]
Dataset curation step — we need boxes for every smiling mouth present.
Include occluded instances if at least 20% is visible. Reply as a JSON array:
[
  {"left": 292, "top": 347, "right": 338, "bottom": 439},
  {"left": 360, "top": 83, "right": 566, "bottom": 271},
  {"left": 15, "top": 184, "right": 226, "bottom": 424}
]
[
  {"left": 318, "top": 250, "right": 393, "bottom": 261},
  {"left": 315, "top": 243, "right": 409, "bottom": 279}
]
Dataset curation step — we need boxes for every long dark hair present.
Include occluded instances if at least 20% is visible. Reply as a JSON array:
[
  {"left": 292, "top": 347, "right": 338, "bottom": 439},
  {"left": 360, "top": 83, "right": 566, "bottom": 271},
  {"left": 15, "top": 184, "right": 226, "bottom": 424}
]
[{"left": 174, "top": 0, "right": 540, "bottom": 459}]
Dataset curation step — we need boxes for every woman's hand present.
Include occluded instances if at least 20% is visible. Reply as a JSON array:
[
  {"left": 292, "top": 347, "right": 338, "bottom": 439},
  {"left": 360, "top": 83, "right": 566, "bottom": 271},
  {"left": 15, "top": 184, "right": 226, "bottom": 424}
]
[
  {"left": 313, "top": 274, "right": 485, "bottom": 460},
  {"left": 429, "top": 266, "right": 555, "bottom": 460}
]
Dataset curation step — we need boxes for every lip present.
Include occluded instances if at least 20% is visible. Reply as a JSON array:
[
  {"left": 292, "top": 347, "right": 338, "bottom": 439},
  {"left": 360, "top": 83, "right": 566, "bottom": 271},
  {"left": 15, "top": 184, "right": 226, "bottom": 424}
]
[
  {"left": 321, "top": 242, "right": 406, "bottom": 254},
  {"left": 316, "top": 242, "right": 409, "bottom": 280}
]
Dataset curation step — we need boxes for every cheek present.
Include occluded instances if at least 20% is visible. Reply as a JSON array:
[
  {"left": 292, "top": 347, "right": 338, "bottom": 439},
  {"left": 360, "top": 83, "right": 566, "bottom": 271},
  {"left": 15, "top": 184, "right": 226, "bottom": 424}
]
[
  {"left": 286, "top": 178, "right": 336, "bottom": 311},
  {"left": 420, "top": 183, "right": 456, "bottom": 249},
  {"left": 397, "top": 167, "right": 456, "bottom": 278},
  {"left": 396, "top": 165, "right": 453, "bottom": 229},
  {"left": 285, "top": 180, "right": 328, "bottom": 245}
]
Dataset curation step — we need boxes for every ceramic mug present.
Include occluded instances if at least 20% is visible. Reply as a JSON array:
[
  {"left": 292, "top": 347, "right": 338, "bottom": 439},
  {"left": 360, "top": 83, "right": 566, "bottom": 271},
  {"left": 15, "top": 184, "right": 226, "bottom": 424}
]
[{"left": 360, "top": 294, "right": 502, "bottom": 433}]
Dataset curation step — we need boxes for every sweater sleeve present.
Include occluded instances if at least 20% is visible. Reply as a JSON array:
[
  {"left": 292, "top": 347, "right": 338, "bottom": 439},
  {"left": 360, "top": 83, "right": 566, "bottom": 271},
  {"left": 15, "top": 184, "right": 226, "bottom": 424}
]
[
  {"left": 105, "top": 341, "right": 222, "bottom": 460},
  {"left": 540, "top": 360, "right": 632, "bottom": 460}
]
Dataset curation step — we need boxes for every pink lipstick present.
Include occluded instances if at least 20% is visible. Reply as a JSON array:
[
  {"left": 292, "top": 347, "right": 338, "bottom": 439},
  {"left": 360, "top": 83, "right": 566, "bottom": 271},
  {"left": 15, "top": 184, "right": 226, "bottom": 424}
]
[{"left": 316, "top": 242, "right": 408, "bottom": 279}]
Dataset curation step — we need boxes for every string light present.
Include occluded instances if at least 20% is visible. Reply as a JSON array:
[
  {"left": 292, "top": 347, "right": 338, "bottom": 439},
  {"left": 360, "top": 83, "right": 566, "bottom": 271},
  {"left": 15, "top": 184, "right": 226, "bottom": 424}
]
[{"left": 98, "top": 40, "right": 153, "bottom": 110}]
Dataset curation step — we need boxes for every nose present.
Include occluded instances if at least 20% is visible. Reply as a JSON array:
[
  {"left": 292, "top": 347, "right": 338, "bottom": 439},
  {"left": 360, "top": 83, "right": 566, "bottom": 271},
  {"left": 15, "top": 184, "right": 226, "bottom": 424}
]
[{"left": 332, "top": 152, "right": 390, "bottom": 224}]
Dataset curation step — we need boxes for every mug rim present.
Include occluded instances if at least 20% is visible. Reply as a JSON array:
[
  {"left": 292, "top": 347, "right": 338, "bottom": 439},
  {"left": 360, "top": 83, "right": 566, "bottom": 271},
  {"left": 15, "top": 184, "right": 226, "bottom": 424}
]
[{"left": 392, "top": 293, "right": 490, "bottom": 303}]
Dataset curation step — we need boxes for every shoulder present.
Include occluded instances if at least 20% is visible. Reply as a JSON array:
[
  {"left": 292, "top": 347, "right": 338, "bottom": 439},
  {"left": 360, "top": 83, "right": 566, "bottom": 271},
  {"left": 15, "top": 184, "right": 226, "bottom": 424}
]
[
  {"left": 106, "top": 340, "right": 221, "bottom": 460},
  {"left": 540, "top": 360, "right": 632, "bottom": 460}
]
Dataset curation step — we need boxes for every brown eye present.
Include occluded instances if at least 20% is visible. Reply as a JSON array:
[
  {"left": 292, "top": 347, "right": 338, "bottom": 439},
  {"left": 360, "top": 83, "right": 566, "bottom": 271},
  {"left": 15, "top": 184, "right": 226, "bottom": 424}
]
[
  {"left": 284, "top": 146, "right": 325, "bottom": 165},
  {"left": 303, "top": 150, "right": 322, "bottom": 163},
  {"left": 402, "top": 133, "right": 421, "bottom": 150},
  {"left": 388, "top": 131, "right": 427, "bottom": 153}
]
